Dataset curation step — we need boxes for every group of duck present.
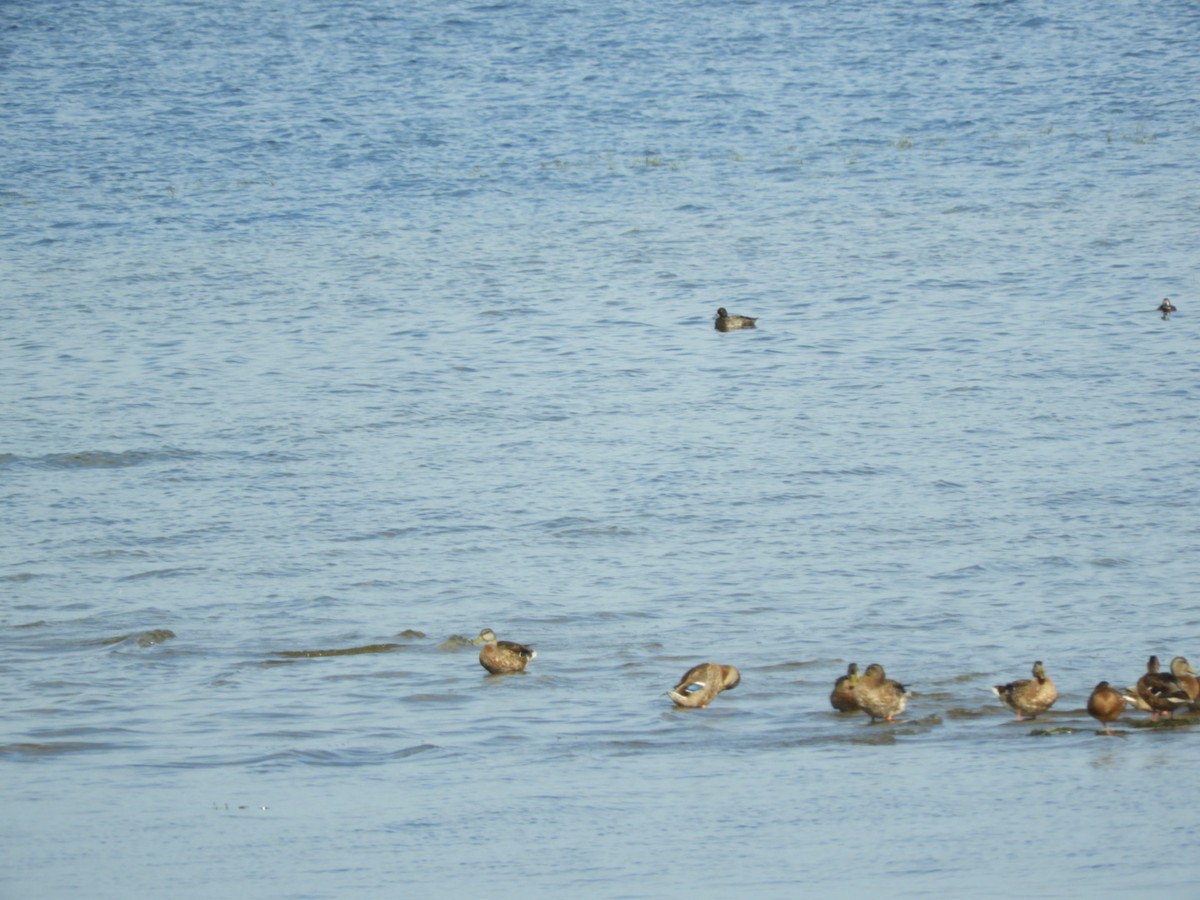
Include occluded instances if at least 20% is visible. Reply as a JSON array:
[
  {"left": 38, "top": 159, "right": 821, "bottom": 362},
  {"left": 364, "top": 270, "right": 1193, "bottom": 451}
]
[
  {"left": 469, "top": 630, "right": 1199, "bottom": 734},
  {"left": 716, "top": 299, "right": 1178, "bottom": 330},
  {"left": 829, "top": 655, "right": 1198, "bottom": 733}
]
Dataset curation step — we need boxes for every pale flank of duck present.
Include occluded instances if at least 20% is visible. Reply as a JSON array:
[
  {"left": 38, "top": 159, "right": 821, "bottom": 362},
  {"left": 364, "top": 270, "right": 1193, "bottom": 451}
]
[
  {"left": 472, "top": 628, "right": 536, "bottom": 675},
  {"left": 830, "top": 662, "right": 860, "bottom": 713},
  {"left": 1087, "top": 681, "right": 1126, "bottom": 735},
  {"left": 713, "top": 307, "right": 757, "bottom": 331},
  {"left": 854, "top": 663, "right": 907, "bottom": 723},
  {"left": 1121, "top": 686, "right": 1153, "bottom": 712},
  {"left": 991, "top": 660, "right": 1057, "bottom": 720}
]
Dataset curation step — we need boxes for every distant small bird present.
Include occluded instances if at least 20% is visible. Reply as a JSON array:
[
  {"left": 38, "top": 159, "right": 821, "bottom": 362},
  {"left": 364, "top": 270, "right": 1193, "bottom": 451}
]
[
  {"left": 992, "top": 661, "right": 1058, "bottom": 720},
  {"left": 1087, "top": 681, "right": 1126, "bottom": 735},
  {"left": 1132, "top": 655, "right": 1191, "bottom": 721},
  {"left": 472, "top": 628, "right": 536, "bottom": 674},
  {"left": 830, "top": 662, "right": 861, "bottom": 713},
  {"left": 855, "top": 663, "right": 908, "bottom": 723},
  {"left": 714, "top": 307, "right": 757, "bottom": 331},
  {"left": 1157, "top": 297, "right": 1177, "bottom": 318},
  {"left": 667, "top": 662, "right": 741, "bottom": 708}
]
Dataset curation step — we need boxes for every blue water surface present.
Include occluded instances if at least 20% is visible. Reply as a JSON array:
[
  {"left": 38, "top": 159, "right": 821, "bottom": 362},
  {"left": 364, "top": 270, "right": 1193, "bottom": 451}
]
[{"left": 3, "top": 0, "right": 1200, "bottom": 897}]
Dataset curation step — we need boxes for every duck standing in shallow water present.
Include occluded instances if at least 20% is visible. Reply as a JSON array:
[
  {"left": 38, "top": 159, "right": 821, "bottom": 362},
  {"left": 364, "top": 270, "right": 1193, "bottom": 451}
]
[
  {"left": 992, "top": 660, "right": 1057, "bottom": 720},
  {"left": 472, "top": 628, "right": 536, "bottom": 674},
  {"left": 830, "top": 662, "right": 860, "bottom": 713},
  {"left": 1132, "top": 655, "right": 1192, "bottom": 721},
  {"left": 1087, "top": 682, "right": 1126, "bottom": 735},
  {"left": 714, "top": 307, "right": 757, "bottom": 331},
  {"left": 1157, "top": 298, "right": 1177, "bottom": 319},
  {"left": 855, "top": 663, "right": 908, "bottom": 723},
  {"left": 1169, "top": 656, "right": 1199, "bottom": 706},
  {"left": 667, "top": 662, "right": 741, "bottom": 708}
]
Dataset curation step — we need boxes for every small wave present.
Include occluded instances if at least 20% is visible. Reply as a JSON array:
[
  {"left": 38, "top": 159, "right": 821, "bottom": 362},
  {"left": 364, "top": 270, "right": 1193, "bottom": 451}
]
[
  {"left": 270, "top": 643, "right": 402, "bottom": 659},
  {"left": 118, "top": 568, "right": 204, "bottom": 581},
  {"left": 35, "top": 448, "right": 198, "bottom": 469},
  {"left": 0, "top": 741, "right": 118, "bottom": 759}
]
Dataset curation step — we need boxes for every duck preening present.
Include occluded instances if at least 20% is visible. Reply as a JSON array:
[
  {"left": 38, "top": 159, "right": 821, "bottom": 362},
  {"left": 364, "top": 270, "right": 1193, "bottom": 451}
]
[
  {"left": 855, "top": 663, "right": 908, "bottom": 723},
  {"left": 667, "top": 662, "right": 741, "bottom": 708},
  {"left": 830, "top": 662, "right": 860, "bottom": 713},
  {"left": 1128, "top": 655, "right": 1194, "bottom": 721}
]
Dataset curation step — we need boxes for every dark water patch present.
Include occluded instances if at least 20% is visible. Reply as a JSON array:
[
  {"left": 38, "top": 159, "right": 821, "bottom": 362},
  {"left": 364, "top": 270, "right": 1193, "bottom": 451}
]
[
  {"left": 930, "top": 564, "right": 988, "bottom": 579},
  {"left": 1088, "top": 556, "right": 1131, "bottom": 568},
  {"left": 944, "top": 706, "right": 997, "bottom": 720},
  {"left": 82, "top": 629, "right": 176, "bottom": 649},
  {"left": 1126, "top": 713, "right": 1198, "bottom": 730},
  {"left": 760, "top": 660, "right": 830, "bottom": 671},
  {"left": 1, "top": 572, "right": 40, "bottom": 584},
  {"left": 118, "top": 567, "right": 205, "bottom": 581},
  {"left": 400, "top": 693, "right": 471, "bottom": 704},
  {"left": 34, "top": 448, "right": 198, "bottom": 469},
  {"left": 0, "top": 741, "right": 121, "bottom": 759},
  {"left": 165, "top": 744, "right": 443, "bottom": 770},
  {"left": 320, "top": 665, "right": 416, "bottom": 682},
  {"left": 341, "top": 524, "right": 496, "bottom": 541},
  {"left": 270, "top": 643, "right": 402, "bottom": 659}
]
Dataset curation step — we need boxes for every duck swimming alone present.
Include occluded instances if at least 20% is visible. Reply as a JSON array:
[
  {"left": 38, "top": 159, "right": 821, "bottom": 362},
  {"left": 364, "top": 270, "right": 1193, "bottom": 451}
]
[
  {"left": 472, "top": 628, "right": 536, "bottom": 674},
  {"left": 830, "top": 662, "right": 860, "bottom": 713},
  {"left": 1087, "top": 681, "right": 1126, "bottom": 735},
  {"left": 714, "top": 307, "right": 757, "bottom": 331},
  {"left": 855, "top": 663, "right": 908, "bottom": 723},
  {"left": 667, "top": 662, "right": 741, "bottom": 708},
  {"left": 1158, "top": 297, "right": 1177, "bottom": 318},
  {"left": 992, "top": 661, "right": 1058, "bottom": 720}
]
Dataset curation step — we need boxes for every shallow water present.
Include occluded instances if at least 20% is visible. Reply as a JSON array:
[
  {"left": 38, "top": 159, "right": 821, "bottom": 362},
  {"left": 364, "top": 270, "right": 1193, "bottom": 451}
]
[{"left": 3, "top": 0, "right": 1200, "bottom": 896}]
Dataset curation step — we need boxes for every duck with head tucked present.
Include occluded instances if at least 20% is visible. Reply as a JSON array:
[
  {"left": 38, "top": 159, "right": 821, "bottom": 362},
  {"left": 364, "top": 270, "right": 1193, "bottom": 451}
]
[
  {"left": 1131, "top": 655, "right": 1193, "bottom": 721},
  {"left": 667, "top": 662, "right": 741, "bottom": 709},
  {"left": 830, "top": 662, "right": 860, "bottom": 713},
  {"left": 714, "top": 307, "right": 757, "bottom": 331},
  {"left": 472, "top": 628, "right": 536, "bottom": 675},
  {"left": 1087, "top": 682, "right": 1126, "bottom": 735},
  {"left": 855, "top": 663, "right": 908, "bottom": 723},
  {"left": 992, "top": 660, "right": 1057, "bottom": 720}
]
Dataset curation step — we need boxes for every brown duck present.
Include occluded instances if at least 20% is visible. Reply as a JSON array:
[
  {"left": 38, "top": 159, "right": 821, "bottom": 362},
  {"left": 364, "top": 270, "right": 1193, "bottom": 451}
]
[
  {"left": 1087, "top": 682, "right": 1126, "bottom": 735},
  {"left": 1169, "top": 656, "right": 1199, "bottom": 704},
  {"left": 830, "top": 662, "right": 860, "bottom": 713},
  {"left": 855, "top": 663, "right": 908, "bottom": 723},
  {"left": 992, "top": 661, "right": 1057, "bottom": 720},
  {"left": 1134, "top": 655, "right": 1192, "bottom": 721},
  {"left": 472, "top": 628, "right": 536, "bottom": 674},
  {"left": 667, "top": 662, "right": 741, "bottom": 708},
  {"left": 714, "top": 307, "right": 757, "bottom": 331}
]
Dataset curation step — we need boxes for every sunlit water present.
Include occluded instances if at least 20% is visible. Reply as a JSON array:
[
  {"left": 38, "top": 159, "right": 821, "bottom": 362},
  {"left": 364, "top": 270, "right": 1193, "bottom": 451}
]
[{"left": 3, "top": 0, "right": 1200, "bottom": 896}]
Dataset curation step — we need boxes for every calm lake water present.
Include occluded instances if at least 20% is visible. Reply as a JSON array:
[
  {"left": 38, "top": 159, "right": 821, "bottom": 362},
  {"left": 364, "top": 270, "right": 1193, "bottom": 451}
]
[{"left": 3, "top": 0, "right": 1200, "bottom": 896}]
